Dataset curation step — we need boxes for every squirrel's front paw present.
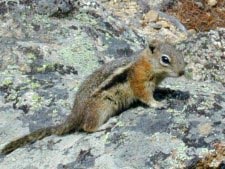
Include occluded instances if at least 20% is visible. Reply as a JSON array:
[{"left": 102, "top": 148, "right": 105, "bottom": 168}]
[{"left": 148, "top": 100, "right": 168, "bottom": 109}]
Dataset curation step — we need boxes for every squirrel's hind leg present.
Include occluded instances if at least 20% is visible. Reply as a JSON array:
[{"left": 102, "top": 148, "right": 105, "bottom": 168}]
[{"left": 82, "top": 100, "right": 114, "bottom": 132}]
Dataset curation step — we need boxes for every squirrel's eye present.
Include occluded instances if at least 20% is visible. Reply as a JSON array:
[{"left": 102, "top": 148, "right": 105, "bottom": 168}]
[{"left": 161, "top": 55, "right": 170, "bottom": 65}]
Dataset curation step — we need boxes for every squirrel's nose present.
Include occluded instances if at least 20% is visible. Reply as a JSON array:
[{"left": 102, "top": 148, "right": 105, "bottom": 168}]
[{"left": 179, "top": 70, "right": 185, "bottom": 76}]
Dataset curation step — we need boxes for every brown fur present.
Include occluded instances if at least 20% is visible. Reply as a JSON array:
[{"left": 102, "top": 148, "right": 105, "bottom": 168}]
[
  {"left": 1, "top": 40, "right": 185, "bottom": 155},
  {"left": 129, "top": 49, "right": 154, "bottom": 102}
]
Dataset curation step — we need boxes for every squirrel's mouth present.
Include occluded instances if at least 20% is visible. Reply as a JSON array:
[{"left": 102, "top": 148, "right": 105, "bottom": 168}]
[{"left": 168, "top": 71, "right": 185, "bottom": 77}]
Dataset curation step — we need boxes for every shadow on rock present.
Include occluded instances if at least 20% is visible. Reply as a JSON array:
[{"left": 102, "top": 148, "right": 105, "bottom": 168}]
[{"left": 154, "top": 87, "right": 190, "bottom": 101}]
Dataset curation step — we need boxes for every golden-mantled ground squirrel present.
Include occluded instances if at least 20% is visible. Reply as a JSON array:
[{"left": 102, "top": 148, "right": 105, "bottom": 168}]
[{"left": 1, "top": 40, "right": 185, "bottom": 154}]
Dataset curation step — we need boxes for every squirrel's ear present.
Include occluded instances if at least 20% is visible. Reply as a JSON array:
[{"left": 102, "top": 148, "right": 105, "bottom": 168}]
[{"left": 148, "top": 39, "right": 162, "bottom": 53}]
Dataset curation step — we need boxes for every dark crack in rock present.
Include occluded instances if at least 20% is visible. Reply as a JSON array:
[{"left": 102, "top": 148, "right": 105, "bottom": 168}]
[{"left": 57, "top": 149, "right": 95, "bottom": 169}]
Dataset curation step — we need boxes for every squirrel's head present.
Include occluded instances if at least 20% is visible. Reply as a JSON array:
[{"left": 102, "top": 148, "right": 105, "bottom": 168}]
[{"left": 148, "top": 39, "right": 185, "bottom": 77}]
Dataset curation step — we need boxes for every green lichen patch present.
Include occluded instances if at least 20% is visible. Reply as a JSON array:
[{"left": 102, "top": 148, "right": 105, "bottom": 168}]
[{"left": 58, "top": 30, "right": 99, "bottom": 77}]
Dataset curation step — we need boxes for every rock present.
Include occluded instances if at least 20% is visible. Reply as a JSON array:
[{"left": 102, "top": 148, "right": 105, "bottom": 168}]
[
  {"left": 176, "top": 28, "right": 225, "bottom": 85},
  {"left": 101, "top": 0, "right": 187, "bottom": 42},
  {"left": 156, "top": 20, "right": 170, "bottom": 28},
  {"left": 37, "top": 0, "right": 75, "bottom": 16},
  {"left": 146, "top": 0, "right": 176, "bottom": 10},
  {"left": 195, "top": 1, "right": 204, "bottom": 9},
  {"left": 207, "top": 0, "right": 217, "bottom": 7},
  {"left": 197, "top": 123, "right": 213, "bottom": 136},
  {"left": 186, "top": 143, "right": 225, "bottom": 168},
  {"left": 149, "top": 22, "right": 162, "bottom": 30},
  {"left": 158, "top": 11, "right": 187, "bottom": 33},
  {"left": 187, "top": 29, "right": 197, "bottom": 36},
  {"left": 143, "top": 10, "right": 159, "bottom": 22}
]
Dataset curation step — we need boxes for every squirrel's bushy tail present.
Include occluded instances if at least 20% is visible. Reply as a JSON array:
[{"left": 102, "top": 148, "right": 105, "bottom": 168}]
[
  {"left": 1, "top": 119, "right": 79, "bottom": 155},
  {"left": 1, "top": 126, "right": 54, "bottom": 155}
]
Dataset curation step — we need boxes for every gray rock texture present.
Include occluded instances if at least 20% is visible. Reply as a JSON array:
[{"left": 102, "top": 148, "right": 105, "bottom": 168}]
[{"left": 0, "top": 0, "right": 225, "bottom": 168}]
